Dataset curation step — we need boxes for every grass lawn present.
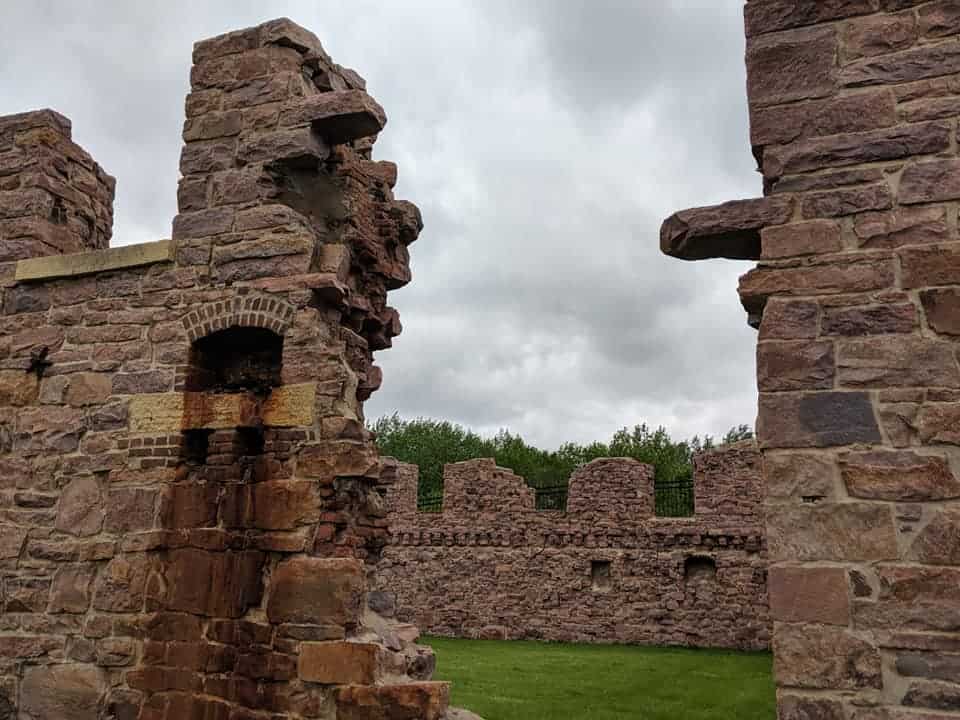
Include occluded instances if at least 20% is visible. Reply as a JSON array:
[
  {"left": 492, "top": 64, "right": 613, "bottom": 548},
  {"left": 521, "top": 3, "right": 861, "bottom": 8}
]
[{"left": 426, "top": 636, "right": 775, "bottom": 720}]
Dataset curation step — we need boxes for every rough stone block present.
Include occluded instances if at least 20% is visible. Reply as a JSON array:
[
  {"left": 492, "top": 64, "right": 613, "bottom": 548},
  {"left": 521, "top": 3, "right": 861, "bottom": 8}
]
[
  {"left": 768, "top": 566, "right": 850, "bottom": 625},
  {"left": 773, "top": 625, "right": 882, "bottom": 690},
  {"left": 336, "top": 682, "right": 450, "bottom": 720},
  {"left": 298, "top": 641, "right": 383, "bottom": 684},
  {"left": 767, "top": 503, "right": 898, "bottom": 562},
  {"left": 19, "top": 664, "right": 106, "bottom": 720},
  {"left": 837, "top": 337, "right": 960, "bottom": 388},
  {"left": 266, "top": 556, "right": 364, "bottom": 626},
  {"left": 757, "top": 341, "right": 835, "bottom": 391},
  {"left": 758, "top": 392, "right": 882, "bottom": 448},
  {"left": 840, "top": 450, "right": 960, "bottom": 502},
  {"left": 747, "top": 26, "right": 838, "bottom": 106}
]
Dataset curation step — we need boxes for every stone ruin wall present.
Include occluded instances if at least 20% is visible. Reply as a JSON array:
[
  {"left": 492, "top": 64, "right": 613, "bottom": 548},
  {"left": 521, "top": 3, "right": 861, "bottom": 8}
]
[
  {"left": 0, "top": 18, "right": 463, "bottom": 720},
  {"left": 662, "top": 2, "right": 960, "bottom": 717},
  {"left": 374, "top": 443, "right": 771, "bottom": 651}
]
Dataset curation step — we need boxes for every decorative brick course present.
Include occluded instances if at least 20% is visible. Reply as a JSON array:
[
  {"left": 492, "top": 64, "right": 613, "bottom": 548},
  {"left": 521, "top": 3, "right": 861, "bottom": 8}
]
[
  {"left": 663, "top": 2, "right": 960, "bottom": 715},
  {"left": 375, "top": 444, "right": 771, "bottom": 650}
]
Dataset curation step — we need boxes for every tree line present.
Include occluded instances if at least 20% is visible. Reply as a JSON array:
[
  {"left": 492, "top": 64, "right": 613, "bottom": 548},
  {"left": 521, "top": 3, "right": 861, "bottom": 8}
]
[{"left": 370, "top": 414, "right": 753, "bottom": 498}]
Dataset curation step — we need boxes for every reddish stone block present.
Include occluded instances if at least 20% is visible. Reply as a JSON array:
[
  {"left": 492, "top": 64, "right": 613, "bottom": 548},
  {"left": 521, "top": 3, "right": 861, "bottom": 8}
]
[
  {"left": 837, "top": 337, "right": 960, "bottom": 388},
  {"left": 822, "top": 303, "right": 918, "bottom": 336},
  {"left": 757, "top": 341, "right": 835, "bottom": 391},
  {"left": 853, "top": 206, "right": 948, "bottom": 249},
  {"left": 841, "top": 41, "right": 960, "bottom": 87},
  {"left": 298, "top": 641, "right": 383, "bottom": 684},
  {"left": 768, "top": 566, "right": 850, "bottom": 626},
  {"left": 747, "top": 27, "right": 838, "bottom": 107},
  {"left": 764, "top": 121, "right": 950, "bottom": 179},
  {"left": 750, "top": 90, "right": 896, "bottom": 147},
  {"left": 336, "top": 682, "right": 450, "bottom": 720},
  {"left": 773, "top": 625, "right": 882, "bottom": 690},
  {"left": 840, "top": 450, "right": 960, "bottom": 502},
  {"left": 266, "top": 556, "right": 363, "bottom": 626},
  {"left": 761, "top": 220, "right": 841, "bottom": 259},
  {"left": 900, "top": 158, "right": 960, "bottom": 204},
  {"left": 922, "top": 288, "right": 960, "bottom": 336},
  {"left": 766, "top": 503, "right": 898, "bottom": 562},
  {"left": 758, "top": 392, "right": 882, "bottom": 448},
  {"left": 164, "top": 548, "right": 264, "bottom": 618}
]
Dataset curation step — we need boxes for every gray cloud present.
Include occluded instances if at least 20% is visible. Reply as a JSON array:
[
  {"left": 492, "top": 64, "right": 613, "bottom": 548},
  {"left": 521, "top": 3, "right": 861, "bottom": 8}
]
[{"left": 0, "top": 0, "right": 760, "bottom": 448}]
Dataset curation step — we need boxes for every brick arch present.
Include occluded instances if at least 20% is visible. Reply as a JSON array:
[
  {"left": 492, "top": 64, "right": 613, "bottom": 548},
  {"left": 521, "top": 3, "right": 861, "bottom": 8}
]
[{"left": 181, "top": 291, "right": 296, "bottom": 342}]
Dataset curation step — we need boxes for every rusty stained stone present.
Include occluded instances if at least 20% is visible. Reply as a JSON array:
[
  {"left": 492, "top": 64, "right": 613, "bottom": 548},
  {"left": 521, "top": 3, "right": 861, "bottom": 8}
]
[
  {"left": 336, "top": 682, "right": 450, "bottom": 720},
  {"left": 163, "top": 548, "right": 264, "bottom": 618},
  {"left": 298, "top": 641, "right": 384, "bottom": 684},
  {"left": 266, "top": 556, "right": 364, "bottom": 626}
]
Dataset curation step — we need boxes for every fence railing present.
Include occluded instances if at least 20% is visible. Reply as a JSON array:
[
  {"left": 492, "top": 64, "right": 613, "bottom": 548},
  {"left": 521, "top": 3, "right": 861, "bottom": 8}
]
[
  {"left": 535, "top": 485, "right": 569, "bottom": 511},
  {"left": 414, "top": 478, "right": 695, "bottom": 516},
  {"left": 655, "top": 479, "right": 695, "bottom": 517},
  {"left": 417, "top": 490, "right": 443, "bottom": 513}
]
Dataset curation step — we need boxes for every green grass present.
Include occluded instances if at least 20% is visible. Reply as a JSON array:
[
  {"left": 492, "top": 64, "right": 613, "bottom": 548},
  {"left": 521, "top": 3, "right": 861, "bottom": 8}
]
[{"left": 426, "top": 636, "right": 775, "bottom": 720}]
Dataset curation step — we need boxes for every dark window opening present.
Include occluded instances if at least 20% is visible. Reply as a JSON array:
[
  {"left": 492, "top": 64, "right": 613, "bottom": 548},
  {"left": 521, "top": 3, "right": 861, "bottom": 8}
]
[
  {"left": 50, "top": 199, "right": 68, "bottom": 225},
  {"left": 591, "top": 560, "right": 612, "bottom": 592},
  {"left": 235, "top": 426, "right": 266, "bottom": 457},
  {"left": 187, "top": 327, "right": 283, "bottom": 395},
  {"left": 684, "top": 556, "right": 717, "bottom": 583},
  {"left": 182, "top": 429, "right": 213, "bottom": 465}
]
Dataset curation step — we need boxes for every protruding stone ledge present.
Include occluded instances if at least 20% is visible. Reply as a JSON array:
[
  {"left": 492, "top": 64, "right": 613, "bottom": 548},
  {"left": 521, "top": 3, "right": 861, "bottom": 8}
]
[
  {"left": 660, "top": 197, "right": 793, "bottom": 261},
  {"left": 279, "top": 89, "right": 387, "bottom": 145},
  {"left": 14, "top": 239, "right": 172, "bottom": 283}
]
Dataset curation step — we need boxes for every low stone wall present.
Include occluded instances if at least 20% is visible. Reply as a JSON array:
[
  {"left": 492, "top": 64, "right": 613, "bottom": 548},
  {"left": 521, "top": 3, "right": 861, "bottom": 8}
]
[{"left": 374, "top": 442, "right": 771, "bottom": 650}]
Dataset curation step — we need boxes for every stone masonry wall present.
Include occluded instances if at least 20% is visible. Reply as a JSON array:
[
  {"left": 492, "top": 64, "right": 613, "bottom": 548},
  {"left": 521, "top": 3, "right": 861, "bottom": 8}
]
[
  {"left": 0, "top": 110, "right": 115, "bottom": 261},
  {"left": 374, "top": 443, "right": 770, "bottom": 650},
  {"left": 0, "top": 18, "right": 460, "bottom": 720},
  {"left": 662, "top": 2, "right": 960, "bottom": 717}
]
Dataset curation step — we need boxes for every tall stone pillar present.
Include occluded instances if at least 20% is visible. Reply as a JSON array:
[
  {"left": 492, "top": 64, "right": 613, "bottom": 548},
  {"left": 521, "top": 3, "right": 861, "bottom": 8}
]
[
  {"left": 0, "top": 110, "right": 115, "bottom": 262},
  {"left": 662, "top": 2, "right": 960, "bottom": 716},
  {"left": 0, "top": 17, "right": 468, "bottom": 720}
]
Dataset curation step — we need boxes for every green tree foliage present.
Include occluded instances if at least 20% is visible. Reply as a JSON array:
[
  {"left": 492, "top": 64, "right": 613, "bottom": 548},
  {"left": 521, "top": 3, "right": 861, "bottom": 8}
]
[{"left": 370, "top": 414, "right": 753, "bottom": 499}]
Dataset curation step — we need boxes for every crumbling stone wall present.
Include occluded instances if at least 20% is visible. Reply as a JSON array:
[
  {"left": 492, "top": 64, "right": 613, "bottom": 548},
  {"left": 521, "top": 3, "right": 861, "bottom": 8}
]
[
  {"left": 662, "top": 2, "right": 960, "bottom": 716},
  {"left": 375, "top": 444, "right": 770, "bottom": 650},
  {"left": 0, "top": 18, "right": 460, "bottom": 720}
]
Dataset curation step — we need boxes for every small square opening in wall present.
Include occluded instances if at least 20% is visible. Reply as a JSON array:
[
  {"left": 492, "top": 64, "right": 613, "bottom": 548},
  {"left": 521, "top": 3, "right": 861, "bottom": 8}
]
[
  {"left": 181, "top": 429, "right": 213, "bottom": 465},
  {"left": 591, "top": 560, "right": 612, "bottom": 592},
  {"left": 236, "top": 426, "right": 266, "bottom": 457}
]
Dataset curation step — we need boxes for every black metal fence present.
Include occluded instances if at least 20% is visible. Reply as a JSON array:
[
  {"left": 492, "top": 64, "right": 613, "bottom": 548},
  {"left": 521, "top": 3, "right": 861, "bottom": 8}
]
[
  {"left": 417, "top": 489, "right": 443, "bottom": 513},
  {"left": 535, "top": 485, "right": 569, "bottom": 511},
  {"left": 655, "top": 478, "right": 695, "bottom": 517},
  {"left": 413, "top": 477, "right": 695, "bottom": 516}
]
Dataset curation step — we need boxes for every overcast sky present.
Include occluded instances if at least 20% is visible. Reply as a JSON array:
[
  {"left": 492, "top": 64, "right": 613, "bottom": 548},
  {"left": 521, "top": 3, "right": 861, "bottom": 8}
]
[{"left": 2, "top": 1, "right": 761, "bottom": 449}]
